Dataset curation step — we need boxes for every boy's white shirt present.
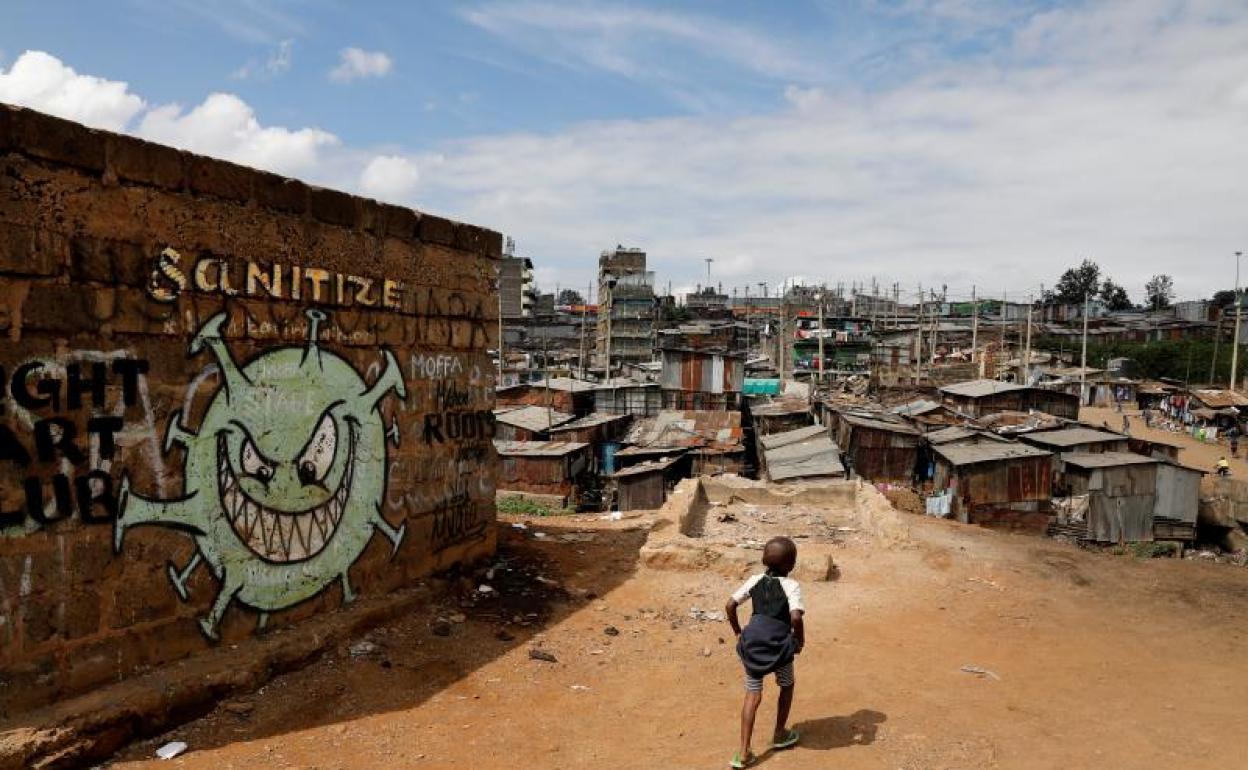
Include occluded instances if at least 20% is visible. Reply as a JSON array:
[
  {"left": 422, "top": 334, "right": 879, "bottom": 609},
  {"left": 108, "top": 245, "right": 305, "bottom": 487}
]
[{"left": 731, "top": 573, "right": 805, "bottom": 613}]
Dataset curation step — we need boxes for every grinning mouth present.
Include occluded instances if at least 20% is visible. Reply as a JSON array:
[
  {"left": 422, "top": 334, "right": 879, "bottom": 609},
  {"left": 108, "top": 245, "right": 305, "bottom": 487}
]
[{"left": 216, "top": 429, "right": 354, "bottom": 563}]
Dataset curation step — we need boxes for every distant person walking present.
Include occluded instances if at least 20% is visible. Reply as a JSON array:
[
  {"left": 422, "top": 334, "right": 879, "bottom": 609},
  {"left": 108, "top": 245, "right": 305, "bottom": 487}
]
[
  {"left": 1217, "top": 456, "right": 1231, "bottom": 477},
  {"left": 725, "top": 537, "right": 806, "bottom": 768},
  {"left": 1122, "top": 414, "right": 1130, "bottom": 434},
  {"left": 1232, "top": 434, "right": 1240, "bottom": 459}
]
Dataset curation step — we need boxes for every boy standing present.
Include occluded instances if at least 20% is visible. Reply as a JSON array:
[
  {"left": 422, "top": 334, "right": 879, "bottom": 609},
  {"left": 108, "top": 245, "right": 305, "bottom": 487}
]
[{"left": 725, "top": 537, "right": 806, "bottom": 768}]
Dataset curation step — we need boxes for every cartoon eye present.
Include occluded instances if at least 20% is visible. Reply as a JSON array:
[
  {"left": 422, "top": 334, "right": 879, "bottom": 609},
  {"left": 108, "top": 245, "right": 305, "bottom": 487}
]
[
  {"left": 297, "top": 412, "right": 338, "bottom": 486},
  {"left": 241, "top": 437, "right": 274, "bottom": 483}
]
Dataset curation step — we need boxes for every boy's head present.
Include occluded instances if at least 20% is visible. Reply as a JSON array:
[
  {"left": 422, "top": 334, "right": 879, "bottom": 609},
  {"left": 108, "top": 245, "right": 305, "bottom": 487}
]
[{"left": 762, "top": 536, "right": 798, "bottom": 576}]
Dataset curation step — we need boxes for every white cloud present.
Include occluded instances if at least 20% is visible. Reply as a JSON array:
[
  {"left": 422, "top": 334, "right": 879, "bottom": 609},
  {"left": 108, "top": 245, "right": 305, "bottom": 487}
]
[
  {"left": 137, "top": 93, "right": 339, "bottom": 177},
  {"left": 0, "top": 50, "right": 145, "bottom": 131},
  {"left": 416, "top": 1, "right": 1248, "bottom": 301},
  {"left": 231, "top": 38, "right": 294, "bottom": 80},
  {"left": 359, "top": 155, "right": 420, "bottom": 202},
  {"left": 329, "top": 48, "right": 393, "bottom": 83}
]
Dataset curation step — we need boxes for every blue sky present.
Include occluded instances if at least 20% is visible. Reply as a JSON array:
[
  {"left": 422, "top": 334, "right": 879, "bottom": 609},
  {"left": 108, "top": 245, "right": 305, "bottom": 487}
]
[{"left": 2, "top": 0, "right": 1246, "bottom": 302}]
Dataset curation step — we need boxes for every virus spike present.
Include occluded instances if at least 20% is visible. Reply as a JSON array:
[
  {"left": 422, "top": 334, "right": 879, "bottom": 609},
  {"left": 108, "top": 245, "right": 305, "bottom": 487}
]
[
  {"left": 373, "top": 501, "right": 407, "bottom": 557},
  {"left": 113, "top": 475, "right": 209, "bottom": 553},
  {"left": 362, "top": 350, "right": 407, "bottom": 411},
  {"left": 301, "top": 308, "right": 328, "bottom": 370},
  {"left": 163, "top": 409, "right": 197, "bottom": 452},
  {"left": 189, "top": 312, "right": 250, "bottom": 404}
]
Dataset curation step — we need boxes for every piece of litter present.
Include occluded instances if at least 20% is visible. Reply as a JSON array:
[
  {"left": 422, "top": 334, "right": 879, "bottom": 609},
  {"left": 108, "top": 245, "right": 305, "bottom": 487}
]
[
  {"left": 511, "top": 522, "right": 528, "bottom": 531},
  {"left": 533, "top": 531, "right": 547, "bottom": 538},
  {"left": 570, "top": 684, "right": 591, "bottom": 691},
  {"left": 960, "top": 665, "right": 1000, "bottom": 681},
  {"left": 608, "top": 511, "right": 622, "bottom": 521},
  {"left": 348, "top": 640, "right": 379, "bottom": 658},
  {"left": 156, "top": 741, "right": 188, "bottom": 760},
  {"left": 477, "top": 584, "right": 494, "bottom": 594},
  {"left": 529, "top": 648, "right": 558, "bottom": 663}
]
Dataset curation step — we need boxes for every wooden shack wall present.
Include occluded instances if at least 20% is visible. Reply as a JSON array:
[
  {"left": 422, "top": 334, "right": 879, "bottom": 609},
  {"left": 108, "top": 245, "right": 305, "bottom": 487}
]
[
  {"left": 849, "top": 426, "right": 918, "bottom": 482},
  {"left": 618, "top": 471, "right": 667, "bottom": 511},
  {"left": 1153, "top": 464, "right": 1200, "bottom": 524}
]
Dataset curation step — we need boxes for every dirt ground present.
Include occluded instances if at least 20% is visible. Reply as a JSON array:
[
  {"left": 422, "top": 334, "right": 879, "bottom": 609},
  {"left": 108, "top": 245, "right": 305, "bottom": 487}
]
[
  {"left": 106, "top": 489, "right": 1248, "bottom": 770},
  {"left": 1080, "top": 405, "right": 1237, "bottom": 484}
]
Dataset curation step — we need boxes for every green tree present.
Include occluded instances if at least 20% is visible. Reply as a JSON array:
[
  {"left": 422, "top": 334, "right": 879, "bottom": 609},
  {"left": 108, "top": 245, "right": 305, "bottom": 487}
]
[
  {"left": 1212, "top": 289, "right": 1237, "bottom": 308},
  {"left": 556, "top": 288, "right": 584, "bottom": 305},
  {"left": 1099, "top": 280, "right": 1132, "bottom": 310},
  {"left": 1144, "top": 274, "right": 1174, "bottom": 311},
  {"left": 1052, "top": 259, "right": 1102, "bottom": 304}
]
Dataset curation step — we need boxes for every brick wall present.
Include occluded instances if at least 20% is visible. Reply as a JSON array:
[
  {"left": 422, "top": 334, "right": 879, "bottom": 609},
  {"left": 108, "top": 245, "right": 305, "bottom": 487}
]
[{"left": 0, "top": 105, "right": 500, "bottom": 717}]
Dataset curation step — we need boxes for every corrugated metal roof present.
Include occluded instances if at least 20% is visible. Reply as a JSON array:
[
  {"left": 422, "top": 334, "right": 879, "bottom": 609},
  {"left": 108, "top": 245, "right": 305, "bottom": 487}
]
[
  {"left": 612, "top": 457, "right": 681, "bottom": 478},
  {"left": 764, "top": 433, "right": 845, "bottom": 482},
  {"left": 494, "top": 440, "right": 589, "bottom": 457},
  {"left": 933, "top": 442, "right": 1052, "bottom": 466},
  {"left": 925, "top": 426, "right": 1006, "bottom": 445},
  {"left": 545, "top": 412, "right": 631, "bottom": 432},
  {"left": 842, "top": 414, "right": 922, "bottom": 435},
  {"left": 497, "top": 377, "right": 598, "bottom": 394},
  {"left": 1192, "top": 389, "right": 1248, "bottom": 408},
  {"left": 940, "top": 379, "right": 1027, "bottom": 398},
  {"left": 492, "top": 405, "right": 575, "bottom": 432},
  {"left": 592, "top": 378, "right": 658, "bottom": 390},
  {"left": 758, "top": 425, "right": 826, "bottom": 450},
  {"left": 889, "top": 399, "right": 944, "bottom": 416},
  {"left": 1022, "top": 428, "right": 1126, "bottom": 448},
  {"left": 622, "top": 410, "right": 743, "bottom": 451},
  {"left": 750, "top": 398, "right": 811, "bottom": 417},
  {"left": 1061, "top": 451, "right": 1158, "bottom": 469}
]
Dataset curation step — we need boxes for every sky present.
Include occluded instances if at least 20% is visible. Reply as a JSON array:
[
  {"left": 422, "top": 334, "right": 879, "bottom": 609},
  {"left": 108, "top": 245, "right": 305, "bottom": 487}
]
[{"left": 1, "top": 0, "right": 1246, "bottom": 304}]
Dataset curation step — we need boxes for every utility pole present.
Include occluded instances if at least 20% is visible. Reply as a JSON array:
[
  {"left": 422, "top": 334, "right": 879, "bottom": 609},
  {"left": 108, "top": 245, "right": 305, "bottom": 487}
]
[
  {"left": 1080, "top": 291, "right": 1090, "bottom": 405},
  {"left": 929, "top": 287, "right": 937, "bottom": 370},
  {"left": 497, "top": 281, "right": 505, "bottom": 384},
  {"left": 917, "top": 283, "right": 924, "bottom": 384},
  {"left": 779, "top": 297, "right": 787, "bottom": 386},
  {"left": 1022, "top": 294, "right": 1033, "bottom": 385},
  {"left": 704, "top": 257, "right": 713, "bottom": 286},
  {"left": 579, "top": 281, "right": 590, "bottom": 379},
  {"left": 1233, "top": 251, "right": 1243, "bottom": 391},
  {"left": 1000, "top": 289, "right": 1007, "bottom": 379},
  {"left": 817, "top": 285, "right": 825, "bottom": 391},
  {"left": 971, "top": 284, "right": 979, "bottom": 365}
]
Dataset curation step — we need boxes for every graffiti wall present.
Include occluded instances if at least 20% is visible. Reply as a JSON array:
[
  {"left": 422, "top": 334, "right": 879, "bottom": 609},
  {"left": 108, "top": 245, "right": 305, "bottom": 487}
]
[{"left": 0, "top": 104, "right": 501, "bottom": 716}]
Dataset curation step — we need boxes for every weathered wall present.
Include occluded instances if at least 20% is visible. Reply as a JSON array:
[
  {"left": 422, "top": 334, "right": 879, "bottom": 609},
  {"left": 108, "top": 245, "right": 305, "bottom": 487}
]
[{"left": 0, "top": 105, "right": 500, "bottom": 717}]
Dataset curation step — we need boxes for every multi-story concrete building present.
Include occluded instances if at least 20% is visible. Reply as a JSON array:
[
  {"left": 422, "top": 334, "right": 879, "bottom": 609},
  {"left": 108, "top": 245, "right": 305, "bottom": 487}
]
[
  {"left": 499, "top": 255, "right": 537, "bottom": 319},
  {"left": 596, "top": 246, "right": 656, "bottom": 371}
]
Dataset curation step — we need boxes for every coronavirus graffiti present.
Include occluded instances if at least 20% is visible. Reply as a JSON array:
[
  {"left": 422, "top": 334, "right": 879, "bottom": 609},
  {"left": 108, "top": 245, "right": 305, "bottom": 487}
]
[{"left": 113, "top": 309, "right": 408, "bottom": 640}]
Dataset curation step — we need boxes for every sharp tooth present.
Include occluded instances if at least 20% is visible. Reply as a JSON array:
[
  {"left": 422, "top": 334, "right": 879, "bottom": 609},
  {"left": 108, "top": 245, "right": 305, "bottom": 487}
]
[
  {"left": 260, "top": 508, "right": 276, "bottom": 554},
  {"left": 278, "top": 515, "right": 294, "bottom": 558},
  {"left": 244, "top": 502, "right": 259, "bottom": 542},
  {"left": 294, "top": 513, "right": 311, "bottom": 554},
  {"left": 313, "top": 507, "right": 327, "bottom": 541}
]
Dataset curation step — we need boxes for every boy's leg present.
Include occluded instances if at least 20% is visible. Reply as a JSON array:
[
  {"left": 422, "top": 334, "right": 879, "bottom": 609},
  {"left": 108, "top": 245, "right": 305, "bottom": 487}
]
[
  {"left": 740, "top": 676, "right": 764, "bottom": 760},
  {"left": 774, "top": 663, "right": 796, "bottom": 742}
]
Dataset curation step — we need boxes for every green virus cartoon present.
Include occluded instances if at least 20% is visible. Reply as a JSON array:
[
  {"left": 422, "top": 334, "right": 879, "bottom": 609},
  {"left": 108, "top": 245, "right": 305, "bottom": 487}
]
[{"left": 114, "top": 309, "right": 407, "bottom": 640}]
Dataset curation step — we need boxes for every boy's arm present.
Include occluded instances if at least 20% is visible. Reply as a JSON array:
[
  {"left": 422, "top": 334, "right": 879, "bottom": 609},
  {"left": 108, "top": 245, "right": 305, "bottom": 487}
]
[
  {"left": 725, "top": 598, "right": 742, "bottom": 636},
  {"left": 791, "top": 610, "right": 805, "bottom": 653}
]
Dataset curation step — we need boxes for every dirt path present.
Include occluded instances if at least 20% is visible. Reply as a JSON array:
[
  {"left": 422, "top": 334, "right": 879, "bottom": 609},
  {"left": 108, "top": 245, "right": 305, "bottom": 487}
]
[
  {"left": 1080, "top": 405, "right": 1236, "bottom": 477},
  {"left": 107, "top": 503, "right": 1248, "bottom": 770}
]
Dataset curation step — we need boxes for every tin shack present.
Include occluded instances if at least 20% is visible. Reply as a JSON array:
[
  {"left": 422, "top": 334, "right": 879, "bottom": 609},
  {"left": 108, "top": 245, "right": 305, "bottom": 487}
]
[
  {"left": 1059, "top": 452, "right": 1159, "bottom": 543},
  {"left": 497, "top": 378, "right": 597, "bottom": 416},
  {"left": 836, "top": 414, "right": 921, "bottom": 482},
  {"left": 659, "top": 347, "right": 745, "bottom": 410},
  {"left": 931, "top": 442, "right": 1054, "bottom": 527},
  {"left": 494, "top": 440, "right": 591, "bottom": 506},
  {"left": 939, "top": 379, "right": 1079, "bottom": 419},
  {"left": 758, "top": 425, "right": 845, "bottom": 483},
  {"left": 613, "top": 456, "right": 682, "bottom": 511},
  {"left": 493, "top": 405, "right": 575, "bottom": 441}
]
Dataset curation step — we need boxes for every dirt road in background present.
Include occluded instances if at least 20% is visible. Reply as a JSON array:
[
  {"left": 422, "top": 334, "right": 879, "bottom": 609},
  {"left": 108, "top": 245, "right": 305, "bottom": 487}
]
[{"left": 109, "top": 503, "right": 1248, "bottom": 770}]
